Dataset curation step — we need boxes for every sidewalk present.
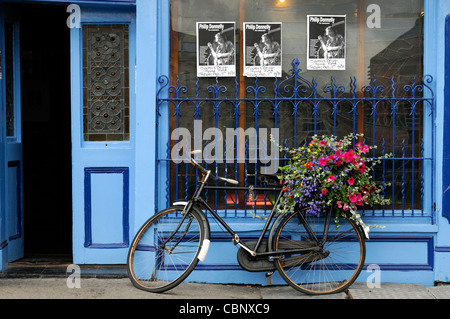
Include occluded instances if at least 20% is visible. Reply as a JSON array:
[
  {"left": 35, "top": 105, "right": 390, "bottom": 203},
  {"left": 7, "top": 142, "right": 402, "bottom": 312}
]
[
  {"left": 0, "top": 264, "right": 449, "bottom": 299},
  {"left": 2, "top": 278, "right": 449, "bottom": 300}
]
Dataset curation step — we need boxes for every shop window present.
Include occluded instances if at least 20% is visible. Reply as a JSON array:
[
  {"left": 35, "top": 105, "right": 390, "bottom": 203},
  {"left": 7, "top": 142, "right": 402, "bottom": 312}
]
[
  {"left": 166, "top": 0, "right": 426, "bottom": 216},
  {"left": 82, "top": 24, "right": 130, "bottom": 142}
]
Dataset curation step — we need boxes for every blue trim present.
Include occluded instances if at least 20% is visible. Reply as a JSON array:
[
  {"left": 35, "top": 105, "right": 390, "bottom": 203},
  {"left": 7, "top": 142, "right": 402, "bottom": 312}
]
[
  {"left": 185, "top": 234, "right": 435, "bottom": 272},
  {"left": 84, "top": 167, "right": 129, "bottom": 248},
  {"left": 7, "top": 160, "right": 21, "bottom": 241},
  {"left": 5, "top": 0, "right": 136, "bottom": 5},
  {"left": 443, "top": 14, "right": 450, "bottom": 223},
  {"left": 0, "top": 240, "right": 7, "bottom": 250},
  {"left": 435, "top": 246, "right": 450, "bottom": 252}
]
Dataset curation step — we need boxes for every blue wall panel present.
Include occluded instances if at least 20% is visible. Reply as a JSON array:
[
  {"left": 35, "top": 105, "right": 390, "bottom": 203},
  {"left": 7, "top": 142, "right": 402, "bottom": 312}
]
[
  {"left": 6, "top": 161, "right": 21, "bottom": 241},
  {"left": 84, "top": 167, "right": 129, "bottom": 249}
]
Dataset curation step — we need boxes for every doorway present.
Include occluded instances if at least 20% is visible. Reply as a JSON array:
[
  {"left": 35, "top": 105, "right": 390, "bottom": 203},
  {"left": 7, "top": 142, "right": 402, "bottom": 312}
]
[{"left": 19, "top": 4, "right": 72, "bottom": 260}]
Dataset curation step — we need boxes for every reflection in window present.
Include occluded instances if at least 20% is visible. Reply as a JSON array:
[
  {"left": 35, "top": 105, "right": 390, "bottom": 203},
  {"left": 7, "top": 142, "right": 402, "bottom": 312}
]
[{"left": 83, "top": 24, "right": 130, "bottom": 142}]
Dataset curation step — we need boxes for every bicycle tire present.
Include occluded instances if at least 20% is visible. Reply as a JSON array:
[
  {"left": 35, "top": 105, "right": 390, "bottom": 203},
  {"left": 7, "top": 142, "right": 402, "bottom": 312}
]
[
  {"left": 272, "top": 209, "right": 366, "bottom": 295},
  {"left": 127, "top": 205, "right": 206, "bottom": 293}
]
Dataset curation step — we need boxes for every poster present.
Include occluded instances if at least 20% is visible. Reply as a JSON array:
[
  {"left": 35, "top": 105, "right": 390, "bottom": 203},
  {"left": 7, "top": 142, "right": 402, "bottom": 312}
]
[
  {"left": 307, "top": 15, "right": 346, "bottom": 70},
  {"left": 196, "top": 22, "right": 236, "bottom": 77},
  {"left": 243, "top": 22, "right": 282, "bottom": 78}
]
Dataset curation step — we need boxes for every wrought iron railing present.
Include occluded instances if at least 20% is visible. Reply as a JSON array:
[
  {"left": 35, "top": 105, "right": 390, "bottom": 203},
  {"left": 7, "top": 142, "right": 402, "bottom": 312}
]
[{"left": 155, "top": 58, "right": 435, "bottom": 220}]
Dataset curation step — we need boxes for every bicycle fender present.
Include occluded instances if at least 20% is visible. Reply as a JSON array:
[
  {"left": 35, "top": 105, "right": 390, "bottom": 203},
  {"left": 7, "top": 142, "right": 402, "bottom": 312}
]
[
  {"left": 189, "top": 205, "right": 211, "bottom": 262},
  {"left": 173, "top": 201, "right": 188, "bottom": 206}
]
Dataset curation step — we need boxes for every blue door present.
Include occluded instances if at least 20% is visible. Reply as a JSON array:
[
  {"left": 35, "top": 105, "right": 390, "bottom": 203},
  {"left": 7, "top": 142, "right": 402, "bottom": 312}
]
[
  {"left": 70, "top": 6, "right": 136, "bottom": 264},
  {"left": 0, "top": 11, "right": 24, "bottom": 265}
]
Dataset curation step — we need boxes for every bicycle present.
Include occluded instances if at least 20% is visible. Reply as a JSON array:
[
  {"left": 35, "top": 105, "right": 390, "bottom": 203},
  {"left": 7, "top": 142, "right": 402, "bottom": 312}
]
[{"left": 127, "top": 151, "right": 366, "bottom": 295}]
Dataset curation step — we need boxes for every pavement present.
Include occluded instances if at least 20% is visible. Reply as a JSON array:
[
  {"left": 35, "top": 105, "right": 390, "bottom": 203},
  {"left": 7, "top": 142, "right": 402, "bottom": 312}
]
[
  {"left": 1, "top": 264, "right": 449, "bottom": 318},
  {"left": 0, "top": 263, "right": 450, "bottom": 301}
]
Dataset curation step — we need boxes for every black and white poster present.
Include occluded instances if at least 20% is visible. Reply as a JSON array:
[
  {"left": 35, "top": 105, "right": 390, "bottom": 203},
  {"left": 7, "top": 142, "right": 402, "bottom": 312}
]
[
  {"left": 243, "top": 22, "right": 282, "bottom": 78},
  {"left": 196, "top": 22, "right": 236, "bottom": 77},
  {"left": 307, "top": 15, "right": 346, "bottom": 70}
]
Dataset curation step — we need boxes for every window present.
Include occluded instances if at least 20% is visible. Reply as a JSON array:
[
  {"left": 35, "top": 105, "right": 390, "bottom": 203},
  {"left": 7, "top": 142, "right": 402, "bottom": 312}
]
[
  {"left": 165, "top": 0, "right": 427, "bottom": 216},
  {"left": 83, "top": 24, "right": 130, "bottom": 142}
]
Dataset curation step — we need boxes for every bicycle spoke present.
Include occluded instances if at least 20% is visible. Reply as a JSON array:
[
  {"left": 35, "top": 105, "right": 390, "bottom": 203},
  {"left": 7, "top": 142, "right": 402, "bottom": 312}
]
[
  {"left": 274, "top": 210, "right": 365, "bottom": 295},
  {"left": 127, "top": 207, "right": 204, "bottom": 292}
]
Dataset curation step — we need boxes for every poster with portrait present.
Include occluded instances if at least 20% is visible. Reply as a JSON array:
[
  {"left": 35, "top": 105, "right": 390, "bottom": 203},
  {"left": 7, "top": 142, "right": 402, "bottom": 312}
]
[
  {"left": 243, "top": 22, "right": 282, "bottom": 77},
  {"left": 196, "top": 22, "right": 236, "bottom": 77},
  {"left": 307, "top": 15, "right": 346, "bottom": 70}
]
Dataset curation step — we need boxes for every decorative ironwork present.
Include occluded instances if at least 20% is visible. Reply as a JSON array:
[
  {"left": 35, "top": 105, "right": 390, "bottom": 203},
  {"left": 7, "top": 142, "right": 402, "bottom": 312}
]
[
  {"left": 83, "top": 24, "right": 129, "bottom": 141},
  {"left": 156, "top": 58, "right": 435, "bottom": 219}
]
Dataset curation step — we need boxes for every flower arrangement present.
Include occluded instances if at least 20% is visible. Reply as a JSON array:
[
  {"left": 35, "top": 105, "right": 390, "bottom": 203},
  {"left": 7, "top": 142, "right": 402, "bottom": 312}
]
[{"left": 277, "top": 134, "right": 390, "bottom": 237}]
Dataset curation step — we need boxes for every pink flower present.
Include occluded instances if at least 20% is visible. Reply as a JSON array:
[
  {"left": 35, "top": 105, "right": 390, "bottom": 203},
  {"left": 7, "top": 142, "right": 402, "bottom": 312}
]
[
  {"left": 347, "top": 177, "right": 355, "bottom": 185},
  {"left": 349, "top": 194, "right": 357, "bottom": 203},
  {"left": 326, "top": 175, "right": 336, "bottom": 183},
  {"left": 336, "top": 201, "right": 342, "bottom": 208},
  {"left": 319, "top": 140, "right": 327, "bottom": 147},
  {"left": 344, "top": 150, "right": 355, "bottom": 163},
  {"left": 343, "top": 203, "right": 349, "bottom": 211},
  {"left": 360, "top": 145, "right": 369, "bottom": 153},
  {"left": 319, "top": 157, "right": 328, "bottom": 166}
]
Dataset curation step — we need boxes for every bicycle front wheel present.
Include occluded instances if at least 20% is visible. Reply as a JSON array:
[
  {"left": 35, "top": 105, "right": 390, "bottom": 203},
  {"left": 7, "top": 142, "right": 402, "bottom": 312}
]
[
  {"left": 273, "top": 210, "right": 366, "bottom": 295},
  {"left": 127, "top": 206, "right": 206, "bottom": 293}
]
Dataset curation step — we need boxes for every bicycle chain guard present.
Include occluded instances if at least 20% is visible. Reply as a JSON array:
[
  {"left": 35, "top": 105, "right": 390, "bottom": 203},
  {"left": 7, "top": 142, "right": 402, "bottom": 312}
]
[{"left": 237, "top": 241, "right": 276, "bottom": 272}]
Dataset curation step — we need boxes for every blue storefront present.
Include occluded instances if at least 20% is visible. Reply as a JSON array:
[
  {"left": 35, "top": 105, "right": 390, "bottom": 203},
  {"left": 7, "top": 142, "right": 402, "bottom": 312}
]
[{"left": 0, "top": 0, "right": 450, "bottom": 286}]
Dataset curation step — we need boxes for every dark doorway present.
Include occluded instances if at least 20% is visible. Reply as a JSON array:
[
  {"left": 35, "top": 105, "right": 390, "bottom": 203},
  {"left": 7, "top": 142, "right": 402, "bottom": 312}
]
[{"left": 19, "top": 4, "right": 72, "bottom": 259}]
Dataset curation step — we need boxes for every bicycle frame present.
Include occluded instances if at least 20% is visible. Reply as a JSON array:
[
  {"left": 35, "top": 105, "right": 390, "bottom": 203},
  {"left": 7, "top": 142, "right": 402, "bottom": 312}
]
[{"left": 178, "top": 168, "right": 326, "bottom": 260}]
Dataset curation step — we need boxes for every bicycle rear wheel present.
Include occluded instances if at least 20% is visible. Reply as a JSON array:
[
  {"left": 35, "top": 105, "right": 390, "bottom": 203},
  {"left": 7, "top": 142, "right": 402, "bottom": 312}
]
[
  {"left": 272, "top": 210, "right": 366, "bottom": 295},
  {"left": 127, "top": 206, "right": 206, "bottom": 293}
]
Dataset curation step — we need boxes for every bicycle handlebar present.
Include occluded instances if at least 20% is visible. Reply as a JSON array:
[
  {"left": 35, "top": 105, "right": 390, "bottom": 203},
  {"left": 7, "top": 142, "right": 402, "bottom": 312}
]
[{"left": 189, "top": 150, "right": 239, "bottom": 185}]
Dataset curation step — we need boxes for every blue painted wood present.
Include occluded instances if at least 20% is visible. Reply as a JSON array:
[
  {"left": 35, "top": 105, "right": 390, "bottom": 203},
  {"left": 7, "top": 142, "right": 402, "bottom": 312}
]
[
  {"left": 7, "top": 161, "right": 21, "bottom": 241},
  {"left": 23, "top": 0, "right": 135, "bottom": 5},
  {"left": 3, "top": 17, "right": 24, "bottom": 263},
  {"left": 433, "top": 0, "right": 450, "bottom": 284},
  {"left": 443, "top": 14, "right": 450, "bottom": 223},
  {"left": 71, "top": 6, "right": 136, "bottom": 264},
  {"left": 0, "top": 8, "right": 8, "bottom": 271},
  {"left": 179, "top": 231, "right": 436, "bottom": 285},
  {"left": 133, "top": 0, "right": 162, "bottom": 231},
  {"left": 84, "top": 167, "right": 129, "bottom": 249}
]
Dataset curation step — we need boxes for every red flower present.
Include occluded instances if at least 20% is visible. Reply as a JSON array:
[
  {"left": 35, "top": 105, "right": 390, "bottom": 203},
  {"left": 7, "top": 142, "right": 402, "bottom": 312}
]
[
  {"left": 355, "top": 193, "right": 363, "bottom": 205},
  {"left": 358, "top": 162, "right": 366, "bottom": 173},
  {"left": 347, "top": 177, "right": 355, "bottom": 185}
]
